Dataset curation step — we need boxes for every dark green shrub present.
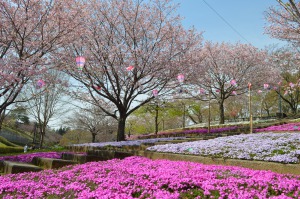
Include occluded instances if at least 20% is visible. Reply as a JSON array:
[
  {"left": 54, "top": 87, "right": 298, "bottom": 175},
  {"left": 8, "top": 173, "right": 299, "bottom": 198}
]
[
  {"left": 0, "top": 136, "right": 19, "bottom": 147},
  {"left": 0, "top": 146, "right": 23, "bottom": 154}
]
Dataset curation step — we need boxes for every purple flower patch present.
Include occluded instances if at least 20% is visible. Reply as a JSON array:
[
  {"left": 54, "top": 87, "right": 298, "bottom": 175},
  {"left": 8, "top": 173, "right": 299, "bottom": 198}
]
[{"left": 0, "top": 152, "right": 62, "bottom": 163}]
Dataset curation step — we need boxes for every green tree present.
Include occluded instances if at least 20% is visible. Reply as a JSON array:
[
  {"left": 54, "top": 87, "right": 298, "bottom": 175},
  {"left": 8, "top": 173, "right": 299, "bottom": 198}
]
[
  {"left": 59, "top": 129, "right": 91, "bottom": 146},
  {"left": 9, "top": 106, "right": 30, "bottom": 125},
  {"left": 55, "top": 126, "right": 70, "bottom": 136}
]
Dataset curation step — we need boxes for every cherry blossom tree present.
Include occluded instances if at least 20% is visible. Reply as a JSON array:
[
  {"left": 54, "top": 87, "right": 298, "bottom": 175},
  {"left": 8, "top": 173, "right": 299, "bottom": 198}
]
[
  {"left": 60, "top": 0, "right": 202, "bottom": 141},
  {"left": 269, "top": 47, "right": 300, "bottom": 114},
  {"left": 265, "top": 0, "right": 300, "bottom": 45},
  {"left": 189, "top": 42, "right": 280, "bottom": 124},
  {"left": 0, "top": 0, "right": 84, "bottom": 130}
]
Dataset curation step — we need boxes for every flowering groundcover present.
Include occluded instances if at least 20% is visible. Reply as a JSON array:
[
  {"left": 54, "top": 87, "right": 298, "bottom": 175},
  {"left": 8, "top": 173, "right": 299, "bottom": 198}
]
[
  {"left": 0, "top": 156, "right": 299, "bottom": 199},
  {"left": 255, "top": 123, "right": 300, "bottom": 132},
  {"left": 0, "top": 152, "right": 62, "bottom": 163},
  {"left": 147, "top": 133, "right": 300, "bottom": 163},
  {"left": 72, "top": 137, "right": 186, "bottom": 148},
  {"left": 137, "top": 126, "right": 240, "bottom": 139}
]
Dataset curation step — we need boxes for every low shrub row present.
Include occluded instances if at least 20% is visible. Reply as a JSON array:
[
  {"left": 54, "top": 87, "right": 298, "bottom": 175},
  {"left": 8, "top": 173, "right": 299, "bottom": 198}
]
[
  {"left": 0, "top": 136, "right": 19, "bottom": 147},
  {"left": 0, "top": 146, "right": 23, "bottom": 154}
]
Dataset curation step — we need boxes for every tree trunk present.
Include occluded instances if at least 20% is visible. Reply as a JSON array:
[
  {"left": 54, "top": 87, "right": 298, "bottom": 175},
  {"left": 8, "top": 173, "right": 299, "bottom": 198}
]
[
  {"left": 155, "top": 104, "right": 158, "bottom": 134},
  {"left": 0, "top": 109, "right": 5, "bottom": 132},
  {"left": 291, "top": 104, "right": 297, "bottom": 115},
  {"left": 219, "top": 101, "right": 225, "bottom": 124},
  {"left": 182, "top": 103, "right": 186, "bottom": 128},
  {"left": 92, "top": 133, "right": 96, "bottom": 143},
  {"left": 39, "top": 132, "right": 45, "bottom": 149},
  {"left": 117, "top": 116, "right": 126, "bottom": 141},
  {"left": 39, "top": 123, "right": 48, "bottom": 148}
]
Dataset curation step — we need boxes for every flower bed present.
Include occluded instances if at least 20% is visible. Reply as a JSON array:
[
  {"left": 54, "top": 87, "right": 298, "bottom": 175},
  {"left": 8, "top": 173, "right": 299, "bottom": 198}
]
[
  {"left": 137, "top": 126, "right": 241, "bottom": 139},
  {"left": 255, "top": 122, "right": 300, "bottom": 132},
  {"left": 0, "top": 156, "right": 299, "bottom": 198},
  {"left": 147, "top": 133, "right": 300, "bottom": 163},
  {"left": 72, "top": 137, "right": 186, "bottom": 147},
  {"left": 188, "top": 119, "right": 276, "bottom": 128},
  {"left": 0, "top": 152, "right": 63, "bottom": 163}
]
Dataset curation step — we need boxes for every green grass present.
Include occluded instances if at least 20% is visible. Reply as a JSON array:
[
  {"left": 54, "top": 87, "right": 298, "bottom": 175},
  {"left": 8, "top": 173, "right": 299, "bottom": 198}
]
[
  {"left": 0, "top": 146, "right": 23, "bottom": 154},
  {"left": 0, "top": 142, "right": 6, "bottom": 147},
  {"left": 0, "top": 136, "right": 19, "bottom": 147},
  {"left": 2, "top": 125, "right": 32, "bottom": 140},
  {"left": 0, "top": 145, "right": 68, "bottom": 156}
]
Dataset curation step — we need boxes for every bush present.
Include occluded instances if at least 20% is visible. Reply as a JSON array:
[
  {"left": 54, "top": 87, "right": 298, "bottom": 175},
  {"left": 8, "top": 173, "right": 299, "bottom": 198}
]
[
  {"left": 0, "top": 136, "right": 19, "bottom": 147},
  {"left": 0, "top": 146, "right": 23, "bottom": 154}
]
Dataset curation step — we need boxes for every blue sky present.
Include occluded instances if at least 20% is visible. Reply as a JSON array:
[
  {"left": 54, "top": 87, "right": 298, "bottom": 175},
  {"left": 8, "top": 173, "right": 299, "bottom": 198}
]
[{"left": 174, "top": 0, "right": 285, "bottom": 49}]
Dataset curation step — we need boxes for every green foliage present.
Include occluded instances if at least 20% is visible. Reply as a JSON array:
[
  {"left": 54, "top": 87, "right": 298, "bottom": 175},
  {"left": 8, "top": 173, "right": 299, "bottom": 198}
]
[
  {"left": 272, "top": 149, "right": 285, "bottom": 155},
  {"left": 0, "top": 142, "right": 6, "bottom": 147},
  {"left": 55, "top": 126, "right": 70, "bottom": 135},
  {"left": 59, "top": 129, "right": 91, "bottom": 146},
  {"left": 0, "top": 146, "right": 23, "bottom": 154},
  {"left": 49, "top": 145, "right": 66, "bottom": 151},
  {"left": 131, "top": 190, "right": 143, "bottom": 198},
  {"left": 0, "top": 146, "right": 68, "bottom": 156},
  {"left": 8, "top": 106, "right": 30, "bottom": 124},
  {"left": 129, "top": 100, "right": 194, "bottom": 135},
  {"left": 0, "top": 136, "right": 19, "bottom": 147},
  {"left": 2, "top": 124, "right": 32, "bottom": 140},
  {"left": 180, "top": 188, "right": 220, "bottom": 199}
]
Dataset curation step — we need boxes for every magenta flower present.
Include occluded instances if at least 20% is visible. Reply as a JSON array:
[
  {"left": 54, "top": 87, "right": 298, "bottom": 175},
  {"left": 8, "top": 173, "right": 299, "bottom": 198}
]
[
  {"left": 0, "top": 157, "right": 299, "bottom": 198},
  {"left": 0, "top": 152, "right": 62, "bottom": 163}
]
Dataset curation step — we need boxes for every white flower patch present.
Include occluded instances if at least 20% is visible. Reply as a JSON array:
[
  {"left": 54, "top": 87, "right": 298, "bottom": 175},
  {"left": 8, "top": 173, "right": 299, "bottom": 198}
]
[
  {"left": 71, "top": 137, "right": 186, "bottom": 147},
  {"left": 147, "top": 133, "right": 300, "bottom": 164}
]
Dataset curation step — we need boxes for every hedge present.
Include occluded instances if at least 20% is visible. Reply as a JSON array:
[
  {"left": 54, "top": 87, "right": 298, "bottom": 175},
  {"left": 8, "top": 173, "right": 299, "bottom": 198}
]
[
  {"left": 0, "top": 136, "right": 19, "bottom": 147},
  {"left": 0, "top": 146, "right": 23, "bottom": 154}
]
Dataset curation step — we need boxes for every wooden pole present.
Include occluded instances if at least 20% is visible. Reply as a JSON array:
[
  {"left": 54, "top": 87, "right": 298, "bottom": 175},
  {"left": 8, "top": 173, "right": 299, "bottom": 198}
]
[
  {"left": 248, "top": 83, "right": 253, "bottom": 133},
  {"left": 208, "top": 91, "right": 211, "bottom": 134}
]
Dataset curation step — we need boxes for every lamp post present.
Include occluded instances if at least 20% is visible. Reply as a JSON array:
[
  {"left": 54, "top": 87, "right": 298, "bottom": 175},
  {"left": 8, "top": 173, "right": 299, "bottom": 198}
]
[{"left": 248, "top": 82, "right": 253, "bottom": 133}]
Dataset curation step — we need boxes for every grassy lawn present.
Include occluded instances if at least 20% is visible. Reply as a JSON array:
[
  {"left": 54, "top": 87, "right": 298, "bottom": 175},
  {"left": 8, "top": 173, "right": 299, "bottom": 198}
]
[{"left": 0, "top": 142, "right": 7, "bottom": 147}]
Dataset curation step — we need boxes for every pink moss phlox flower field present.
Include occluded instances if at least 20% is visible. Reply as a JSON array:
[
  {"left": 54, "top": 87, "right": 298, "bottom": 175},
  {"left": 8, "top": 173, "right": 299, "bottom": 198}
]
[
  {"left": 0, "top": 156, "right": 300, "bottom": 198},
  {"left": 137, "top": 126, "right": 239, "bottom": 139},
  {"left": 255, "top": 123, "right": 300, "bottom": 132},
  {"left": 0, "top": 152, "right": 62, "bottom": 163}
]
